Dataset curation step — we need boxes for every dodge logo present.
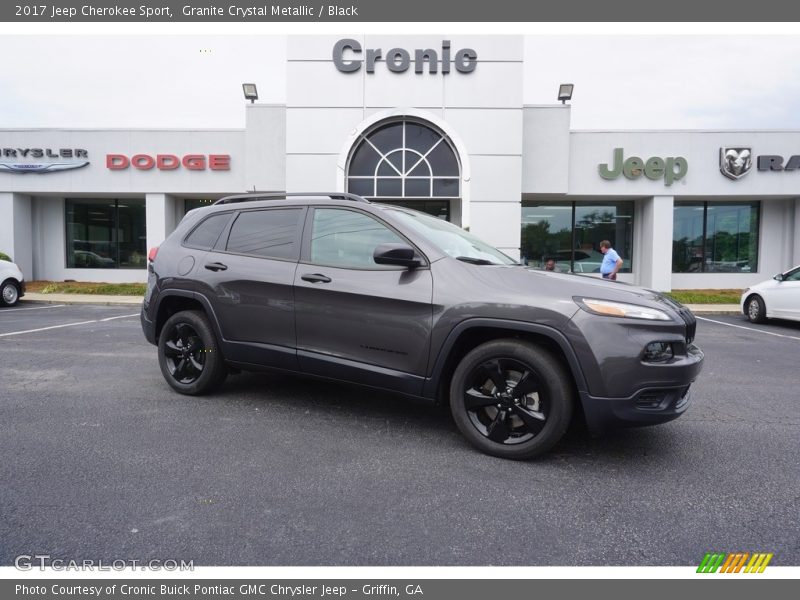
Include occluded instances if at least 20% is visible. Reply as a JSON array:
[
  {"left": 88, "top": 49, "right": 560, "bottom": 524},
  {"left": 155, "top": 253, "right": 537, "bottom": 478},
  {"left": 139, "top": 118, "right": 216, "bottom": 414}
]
[{"left": 720, "top": 147, "right": 752, "bottom": 180}]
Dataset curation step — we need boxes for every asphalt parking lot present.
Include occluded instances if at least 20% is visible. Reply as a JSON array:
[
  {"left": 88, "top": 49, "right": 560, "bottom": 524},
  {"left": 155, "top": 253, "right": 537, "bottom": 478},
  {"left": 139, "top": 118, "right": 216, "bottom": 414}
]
[{"left": 1, "top": 303, "right": 798, "bottom": 566}]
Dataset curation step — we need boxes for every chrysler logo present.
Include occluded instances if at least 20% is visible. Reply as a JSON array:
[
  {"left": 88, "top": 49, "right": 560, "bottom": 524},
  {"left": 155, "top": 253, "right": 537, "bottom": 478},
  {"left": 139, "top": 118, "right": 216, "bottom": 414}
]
[
  {"left": 0, "top": 161, "right": 89, "bottom": 174},
  {"left": 720, "top": 147, "right": 752, "bottom": 180}
]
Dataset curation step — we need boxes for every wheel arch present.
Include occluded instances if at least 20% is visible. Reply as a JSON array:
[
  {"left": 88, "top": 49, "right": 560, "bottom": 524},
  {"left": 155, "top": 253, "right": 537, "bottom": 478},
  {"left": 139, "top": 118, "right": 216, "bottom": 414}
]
[
  {"left": 424, "top": 319, "right": 589, "bottom": 405},
  {"left": 153, "top": 290, "right": 223, "bottom": 344}
]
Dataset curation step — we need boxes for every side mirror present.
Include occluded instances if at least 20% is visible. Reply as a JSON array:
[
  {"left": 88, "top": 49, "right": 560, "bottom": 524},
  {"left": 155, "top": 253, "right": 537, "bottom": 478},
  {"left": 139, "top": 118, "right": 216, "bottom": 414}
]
[
  {"left": 774, "top": 273, "right": 784, "bottom": 282},
  {"left": 373, "top": 243, "right": 421, "bottom": 269}
]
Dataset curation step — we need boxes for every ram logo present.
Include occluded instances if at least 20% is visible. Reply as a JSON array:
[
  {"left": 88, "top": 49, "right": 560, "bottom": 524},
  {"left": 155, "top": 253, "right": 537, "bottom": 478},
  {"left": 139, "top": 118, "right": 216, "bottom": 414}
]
[{"left": 720, "top": 147, "right": 752, "bottom": 180}]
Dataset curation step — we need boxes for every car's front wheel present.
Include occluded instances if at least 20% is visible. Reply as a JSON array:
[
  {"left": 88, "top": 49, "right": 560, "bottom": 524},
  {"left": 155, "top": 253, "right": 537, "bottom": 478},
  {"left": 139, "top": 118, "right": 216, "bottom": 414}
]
[
  {"left": 158, "top": 310, "right": 227, "bottom": 395},
  {"left": 450, "top": 340, "right": 574, "bottom": 460},
  {"left": 745, "top": 294, "right": 767, "bottom": 323},
  {"left": 0, "top": 279, "right": 20, "bottom": 307}
]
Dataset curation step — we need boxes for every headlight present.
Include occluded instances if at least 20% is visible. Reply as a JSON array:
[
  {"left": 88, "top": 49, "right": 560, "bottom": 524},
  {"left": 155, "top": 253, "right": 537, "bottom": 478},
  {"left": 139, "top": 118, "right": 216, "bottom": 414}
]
[{"left": 574, "top": 297, "right": 672, "bottom": 321}]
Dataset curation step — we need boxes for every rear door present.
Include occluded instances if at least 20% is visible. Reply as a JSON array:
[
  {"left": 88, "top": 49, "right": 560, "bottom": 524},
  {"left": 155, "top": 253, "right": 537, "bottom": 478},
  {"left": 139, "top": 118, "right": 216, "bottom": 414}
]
[
  {"left": 293, "top": 207, "right": 433, "bottom": 395},
  {"left": 200, "top": 206, "right": 306, "bottom": 369}
]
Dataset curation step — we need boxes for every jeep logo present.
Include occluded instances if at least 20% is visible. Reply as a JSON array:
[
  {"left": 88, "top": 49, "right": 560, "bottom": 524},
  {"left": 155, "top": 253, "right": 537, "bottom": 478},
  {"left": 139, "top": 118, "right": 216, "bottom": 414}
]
[
  {"left": 599, "top": 148, "right": 688, "bottom": 186},
  {"left": 333, "top": 39, "right": 477, "bottom": 74}
]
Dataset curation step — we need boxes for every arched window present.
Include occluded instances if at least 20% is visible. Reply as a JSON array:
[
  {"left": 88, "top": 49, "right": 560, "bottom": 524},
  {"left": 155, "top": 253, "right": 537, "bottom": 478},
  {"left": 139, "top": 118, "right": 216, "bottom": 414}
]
[{"left": 346, "top": 120, "right": 460, "bottom": 199}]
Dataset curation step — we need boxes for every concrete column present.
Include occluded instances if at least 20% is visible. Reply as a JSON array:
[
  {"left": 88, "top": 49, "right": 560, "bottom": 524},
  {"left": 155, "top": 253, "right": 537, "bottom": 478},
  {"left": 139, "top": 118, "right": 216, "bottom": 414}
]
[
  {"left": 636, "top": 195, "right": 674, "bottom": 291},
  {"left": 793, "top": 198, "right": 800, "bottom": 268},
  {"left": 145, "top": 193, "right": 177, "bottom": 251},
  {"left": 0, "top": 192, "right": 33, "bottom": 278},
  {"left": 246, "top": 103, "right": 287, "bottom": 193}
]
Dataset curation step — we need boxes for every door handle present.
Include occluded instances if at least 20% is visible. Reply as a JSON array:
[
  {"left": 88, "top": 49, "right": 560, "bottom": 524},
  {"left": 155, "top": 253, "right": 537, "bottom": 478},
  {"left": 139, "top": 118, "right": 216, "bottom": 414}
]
[
  {"left": 301, "top": 273, "right": 331, "bottom": 284},
  {"left": 204, "top": 262, "right": 228, "bottom": 272}
]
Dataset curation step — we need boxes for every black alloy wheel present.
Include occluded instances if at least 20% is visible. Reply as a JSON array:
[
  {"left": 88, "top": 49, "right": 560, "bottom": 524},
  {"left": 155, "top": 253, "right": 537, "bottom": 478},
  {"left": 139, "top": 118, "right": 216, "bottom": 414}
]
[
  {"left": 450, "top": 340, "right": 574, "bottom": 459},
  {"left": 464, "top": 358, "right": 547, "bottom": 445},
  {"left": 163, "top": 322, "right": 206, "bottom": 384},
  {"left": 158, "top": 310, "right": 227, "bottom": 394}
]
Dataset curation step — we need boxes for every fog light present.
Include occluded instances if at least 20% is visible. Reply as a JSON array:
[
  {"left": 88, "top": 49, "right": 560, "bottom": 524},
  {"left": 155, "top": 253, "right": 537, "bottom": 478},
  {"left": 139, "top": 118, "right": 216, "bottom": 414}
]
[{"left": 643, "top": 342, "right": 673, "bottom": 362}]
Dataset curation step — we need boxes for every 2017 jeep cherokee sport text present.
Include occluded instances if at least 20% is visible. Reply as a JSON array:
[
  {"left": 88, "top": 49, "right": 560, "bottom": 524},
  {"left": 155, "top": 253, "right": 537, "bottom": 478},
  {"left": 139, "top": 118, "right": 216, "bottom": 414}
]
[{"left": 141, "top": 193, "right": 704, "bottom": 459}]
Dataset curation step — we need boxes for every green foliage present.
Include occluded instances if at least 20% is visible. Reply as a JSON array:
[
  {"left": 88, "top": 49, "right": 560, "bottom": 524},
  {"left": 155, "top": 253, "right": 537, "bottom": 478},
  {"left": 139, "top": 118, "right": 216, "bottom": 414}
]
[
  {"left": 666, "top": 290, "right": 743, "bottom": 305},
  {"left": 35, "top": 282, "right": 146, "bottom": 296}
]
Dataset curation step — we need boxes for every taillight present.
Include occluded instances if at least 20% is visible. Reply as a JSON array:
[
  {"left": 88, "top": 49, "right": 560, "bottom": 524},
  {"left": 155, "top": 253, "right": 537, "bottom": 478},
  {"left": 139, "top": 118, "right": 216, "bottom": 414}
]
[{"left": 148, "top": 246, "right": 159, "bottom": 262}]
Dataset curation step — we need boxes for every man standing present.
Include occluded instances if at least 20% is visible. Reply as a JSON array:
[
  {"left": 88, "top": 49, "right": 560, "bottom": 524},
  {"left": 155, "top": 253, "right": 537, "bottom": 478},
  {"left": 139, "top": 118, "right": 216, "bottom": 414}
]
[{"left": 599, "top": 240, "right": 623, "bottom": 281}]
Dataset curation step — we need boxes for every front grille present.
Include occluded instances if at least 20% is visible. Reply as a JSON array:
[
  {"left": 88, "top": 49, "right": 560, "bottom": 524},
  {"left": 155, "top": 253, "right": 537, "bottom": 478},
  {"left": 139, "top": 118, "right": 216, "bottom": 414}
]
[
  {"left": 659, "top": 295, "right": 697, "bottom": 344},
  {"left": 680, "top": 309, "right": 697, "bottom": 344}
]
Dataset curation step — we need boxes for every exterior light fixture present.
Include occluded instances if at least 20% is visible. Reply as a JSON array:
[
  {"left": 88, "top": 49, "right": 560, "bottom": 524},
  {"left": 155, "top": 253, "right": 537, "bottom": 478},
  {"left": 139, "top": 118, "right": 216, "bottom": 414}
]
[
  {"left": 242, "top": 83, "right": 258, "bottom": 103},
  {"left": 558, "top": 83, "right": 574, "bottom": 104}
]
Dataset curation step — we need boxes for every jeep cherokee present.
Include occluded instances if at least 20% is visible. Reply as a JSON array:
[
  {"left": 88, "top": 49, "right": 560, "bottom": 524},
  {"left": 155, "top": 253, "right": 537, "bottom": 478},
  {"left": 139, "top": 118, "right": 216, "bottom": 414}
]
[{"left": 141, "top": 192, "right": 704, "bottom": 459}]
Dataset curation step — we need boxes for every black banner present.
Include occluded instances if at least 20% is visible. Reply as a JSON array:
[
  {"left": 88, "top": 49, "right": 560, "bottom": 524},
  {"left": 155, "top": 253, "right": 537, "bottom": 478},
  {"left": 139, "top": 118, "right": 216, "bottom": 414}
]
[
  {"left": 3, "top": 0, "right": 800, "bottom": 22},
  {"left": 4, "top": 579, "right": 798, "bottom": 600}
]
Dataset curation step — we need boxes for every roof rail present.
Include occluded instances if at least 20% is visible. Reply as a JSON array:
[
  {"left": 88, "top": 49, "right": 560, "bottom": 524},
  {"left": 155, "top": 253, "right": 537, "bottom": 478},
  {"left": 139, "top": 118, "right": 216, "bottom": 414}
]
[{"left": 214, "top": 192, "right": 370, "bottom": 206}]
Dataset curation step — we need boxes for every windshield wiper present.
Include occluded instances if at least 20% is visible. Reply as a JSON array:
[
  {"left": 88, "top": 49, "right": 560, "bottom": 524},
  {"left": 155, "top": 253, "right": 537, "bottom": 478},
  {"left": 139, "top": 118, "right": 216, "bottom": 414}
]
[{"left": 456, "top": 256, "right": 496, "bottom": 265}]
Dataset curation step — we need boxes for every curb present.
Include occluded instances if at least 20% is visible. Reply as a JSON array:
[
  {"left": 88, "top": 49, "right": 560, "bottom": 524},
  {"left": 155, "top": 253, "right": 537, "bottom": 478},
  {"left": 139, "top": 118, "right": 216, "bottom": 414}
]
[{"left": 21, "top": 293, "right": 143, "bottom": 306}]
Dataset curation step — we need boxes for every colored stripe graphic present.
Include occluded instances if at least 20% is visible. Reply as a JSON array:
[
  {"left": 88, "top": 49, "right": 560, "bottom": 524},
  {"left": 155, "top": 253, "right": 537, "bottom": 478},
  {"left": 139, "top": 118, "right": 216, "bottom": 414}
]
[
  {"left": 744, "top": 553, "right": 773, "bottom": 573},
  {"left": 697, "top": 552, "right": 773, "bottom": 573},
  {"left": 697, "top": 553, "right": 726, "bottom": 573}
]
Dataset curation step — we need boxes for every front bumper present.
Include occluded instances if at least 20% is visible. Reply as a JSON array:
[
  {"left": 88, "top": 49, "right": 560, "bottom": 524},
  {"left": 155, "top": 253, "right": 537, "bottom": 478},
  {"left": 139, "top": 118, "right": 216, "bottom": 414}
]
[{"left": 581, "top": 383, "right": 694, "bottom": 433}]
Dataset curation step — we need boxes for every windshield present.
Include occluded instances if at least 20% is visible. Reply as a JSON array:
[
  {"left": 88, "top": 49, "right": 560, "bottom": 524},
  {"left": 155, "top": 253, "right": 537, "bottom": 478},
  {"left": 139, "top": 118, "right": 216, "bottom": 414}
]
[{"left": 385, "top": 208, "right": 518, "bottom": 266}]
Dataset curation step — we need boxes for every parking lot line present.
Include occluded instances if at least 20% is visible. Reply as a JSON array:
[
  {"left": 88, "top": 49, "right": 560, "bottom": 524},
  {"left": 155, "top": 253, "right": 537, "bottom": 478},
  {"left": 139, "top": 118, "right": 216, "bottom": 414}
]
[
  {"left": 696, "top": 316, "right": 800, "bottom": 341},
  {"left": 0, "top": 313, "right": 140, "bottom": 338},
  {"left": 1, "top": 304, "right": 66, "bottom": 312}
]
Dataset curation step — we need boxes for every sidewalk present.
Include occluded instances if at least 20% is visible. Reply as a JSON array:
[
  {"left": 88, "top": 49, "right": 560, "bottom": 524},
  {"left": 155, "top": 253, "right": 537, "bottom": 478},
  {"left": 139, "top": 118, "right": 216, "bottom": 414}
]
[{"left": 19, "top": 293, "right": 742, "bottom": 315}]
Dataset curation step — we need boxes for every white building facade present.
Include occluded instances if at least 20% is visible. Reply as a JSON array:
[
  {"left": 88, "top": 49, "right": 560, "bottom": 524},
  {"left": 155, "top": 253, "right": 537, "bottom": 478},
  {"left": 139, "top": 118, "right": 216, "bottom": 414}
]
[{"left": 2, "top": 35, "right": 799, "bottom": 290}]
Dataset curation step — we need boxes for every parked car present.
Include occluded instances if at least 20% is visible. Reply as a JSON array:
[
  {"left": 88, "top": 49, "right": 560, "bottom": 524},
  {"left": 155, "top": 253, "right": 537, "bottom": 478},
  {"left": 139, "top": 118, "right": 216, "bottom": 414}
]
[
  {"left": 741, "top": 265, "right": 800, "bottom": 323},
  {"left": 141, "top": 193, "right": 704, "bottom": 459},
  {"left": 0, "top": 258, "right": 25, "bottom": 307}
]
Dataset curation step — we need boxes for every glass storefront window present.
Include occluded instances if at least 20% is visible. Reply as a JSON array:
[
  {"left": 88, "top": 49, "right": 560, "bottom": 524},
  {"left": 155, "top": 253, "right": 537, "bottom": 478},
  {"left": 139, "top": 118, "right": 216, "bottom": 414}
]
[
  {"left": 65, "top": 199, "right": 146, "bottom": 269},
  {"left": 672, "top": 201, "right": 759, "bottom": 273},
  {"left": 521, "top": 201, "right": 634, "bottom": 273}
]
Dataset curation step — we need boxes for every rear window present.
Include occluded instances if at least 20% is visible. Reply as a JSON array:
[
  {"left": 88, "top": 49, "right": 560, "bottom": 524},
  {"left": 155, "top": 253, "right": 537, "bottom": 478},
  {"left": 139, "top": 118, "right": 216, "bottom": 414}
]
[
  {"left": 183, "top": 213, "right": 232, "bottom": 250},
  {"left": 225, "top": 208, "right": 303, "bottom": 260}
]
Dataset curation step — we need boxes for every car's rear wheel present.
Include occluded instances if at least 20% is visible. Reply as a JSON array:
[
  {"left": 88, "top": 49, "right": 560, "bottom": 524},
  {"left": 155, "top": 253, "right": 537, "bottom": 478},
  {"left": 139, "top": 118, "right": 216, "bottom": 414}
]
[
  {"left": 450, "top": 340, "right": 574, "bottom": 460},
  {"left": 1, "top": 279, "right": 20, "bottom": 307},
  {"left": 158, "top": 310, "right": 227, "bottom": 395},
  {"left": 745, "top": 294, "right": 767, "bottom": 323}
]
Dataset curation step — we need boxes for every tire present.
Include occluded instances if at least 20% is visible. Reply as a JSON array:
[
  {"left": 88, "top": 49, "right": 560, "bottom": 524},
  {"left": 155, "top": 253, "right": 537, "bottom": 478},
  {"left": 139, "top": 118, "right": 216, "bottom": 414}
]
[
  {"left": 449, "top": 339, "right": 574, "bottom": 460},
  {"left": 745, "top": 294, "right": 767, "bottom": 324},
  {"left": 158, "top": 310, "right": 227, "bottom": 395},
  {"left": 0, "top": 279, "right": 20, "bottom": 307}
]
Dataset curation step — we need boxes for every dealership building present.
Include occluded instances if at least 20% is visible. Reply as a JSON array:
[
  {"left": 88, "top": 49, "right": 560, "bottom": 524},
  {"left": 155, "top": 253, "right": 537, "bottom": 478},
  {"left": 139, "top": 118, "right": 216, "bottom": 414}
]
[{"left": 2, "top": 35, "right": 799, "bottom": 291}]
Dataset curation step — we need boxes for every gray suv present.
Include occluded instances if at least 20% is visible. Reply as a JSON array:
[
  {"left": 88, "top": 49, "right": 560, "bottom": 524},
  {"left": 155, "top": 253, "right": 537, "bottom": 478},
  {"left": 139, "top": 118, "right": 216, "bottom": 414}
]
[{"left": 141, "top": 193, "right": 704, "bottom": 459}]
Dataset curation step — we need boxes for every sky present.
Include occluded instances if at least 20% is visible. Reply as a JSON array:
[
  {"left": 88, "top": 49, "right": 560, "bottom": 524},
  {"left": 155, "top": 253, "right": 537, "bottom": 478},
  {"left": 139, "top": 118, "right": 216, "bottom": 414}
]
[{"left": 1, "top": 34, "right": 800, "bottom": 130}]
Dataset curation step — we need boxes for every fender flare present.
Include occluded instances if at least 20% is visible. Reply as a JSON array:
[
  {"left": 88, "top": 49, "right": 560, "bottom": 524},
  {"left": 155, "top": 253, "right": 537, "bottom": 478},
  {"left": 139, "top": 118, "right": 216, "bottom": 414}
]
[
  {"left": 152, "top": 289, "right": 225, "bottom": 343},
  {"left": 423, "top": 318, "right": 589, "bottom": 399}
]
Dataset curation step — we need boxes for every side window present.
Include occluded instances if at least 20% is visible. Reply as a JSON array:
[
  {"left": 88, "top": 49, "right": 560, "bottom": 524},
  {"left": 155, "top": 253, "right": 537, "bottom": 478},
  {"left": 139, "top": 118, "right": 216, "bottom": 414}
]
[
  {"left": 226, "top": 208, "right": 303, "bottom": 260},
  {"left": 184, "top": 213, "right": 232, "bottom": 250},
  {"left": 310, "top": 208, "right": 407, "bottom": 268},
  {"left": 786, "top": 268, "right": 800, "bottom": 282}
]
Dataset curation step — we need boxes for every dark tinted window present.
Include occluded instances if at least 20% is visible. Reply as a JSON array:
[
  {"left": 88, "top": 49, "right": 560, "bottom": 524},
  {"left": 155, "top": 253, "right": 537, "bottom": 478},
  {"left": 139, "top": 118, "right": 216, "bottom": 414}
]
[
  {"left": 184, "top": 213, "right": 231, "bottom": 250},
  {"left": 65, "top": 199, "right": 146, "bottom": 269},
  {"left": 226, "top": 209, "right": 302, "bottom": 260}
]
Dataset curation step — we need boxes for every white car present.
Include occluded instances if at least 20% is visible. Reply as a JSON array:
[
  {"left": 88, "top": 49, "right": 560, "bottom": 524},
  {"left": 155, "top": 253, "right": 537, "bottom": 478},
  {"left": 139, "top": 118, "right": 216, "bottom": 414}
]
[
  {"left": 0, "top": 258, "right": 25, "bottom": 307},
  {"left": 741, "top": 265, "right": 800, "bottom": 323}
]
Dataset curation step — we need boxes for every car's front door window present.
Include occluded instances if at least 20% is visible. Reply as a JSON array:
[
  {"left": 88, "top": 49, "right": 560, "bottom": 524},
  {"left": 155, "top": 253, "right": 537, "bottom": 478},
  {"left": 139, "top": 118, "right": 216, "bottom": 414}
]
[{"left": 310, "top": 208, "right": 407, "bottom": 269}]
